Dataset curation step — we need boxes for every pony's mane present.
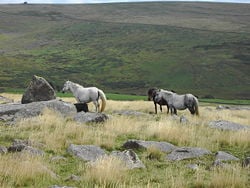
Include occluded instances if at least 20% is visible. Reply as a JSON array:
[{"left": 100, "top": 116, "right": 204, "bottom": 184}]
[
  {"left": 160, "top": 89, "right": 174, "bottom": 94},
  {"left": 160, "top": 89, "right": 174, "bottom": 95},
  {"left": 68, "top": 81, "right": 84, "bottom": 88}
]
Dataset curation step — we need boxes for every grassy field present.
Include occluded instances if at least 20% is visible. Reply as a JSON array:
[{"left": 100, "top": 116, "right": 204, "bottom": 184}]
[
  {"left": 2, "top": 91, "right": 250, "bottom": 105},
  {"left": 0, "top": 2, "right": 249, "bottom": 99},
  {"left": 0, "top": 94, "right": 249, "bottom": 187}
]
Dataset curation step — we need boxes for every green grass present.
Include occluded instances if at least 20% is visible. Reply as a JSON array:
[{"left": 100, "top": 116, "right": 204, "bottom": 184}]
[
  {"left": 199, "top": 98, "right": 250, "bottom": 105},
  {"left": 106, "top": 93, "right": 146, "bottom": 101},
  {"left": 3, "top": 90, "right": 250, "bottom": 105}
]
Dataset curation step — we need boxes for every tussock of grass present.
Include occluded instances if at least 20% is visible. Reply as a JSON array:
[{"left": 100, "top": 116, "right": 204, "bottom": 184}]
[
  {"left": 208, "top": 164, "right": 249, "bottom": 188},
  {"left": 0, "top": 153, "right": 56, "bottom": 187},
  {"left": 146, "top": 146, "right": 165, "bottom": 161},
  {"left": 84, "top": 156, "right": 127, "bottom": 186}
]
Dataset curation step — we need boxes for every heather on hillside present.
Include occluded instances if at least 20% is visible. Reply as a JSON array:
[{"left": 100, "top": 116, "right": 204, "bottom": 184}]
[{"left": 0, "top": 2, "right": 249, "bottom": 99}]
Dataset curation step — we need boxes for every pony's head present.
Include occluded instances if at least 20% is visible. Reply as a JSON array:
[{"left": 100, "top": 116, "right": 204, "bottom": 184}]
[
  {"left": 61, "top": 80, "right": 71, "bottom": 93},
  {"left": 154, "top": 90, "right": 173, "bottom": 103},
  {"left": 153, "top": 90, "right": 164, "bottom": 103},
  {"left": 147, "top": 88, "right": 160, "bottom": 101}
]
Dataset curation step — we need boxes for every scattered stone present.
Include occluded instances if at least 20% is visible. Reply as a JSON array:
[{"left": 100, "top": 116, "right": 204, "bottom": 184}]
[
  {"left": 0, "top": 114, "right": 14, "bottom": 122},
  {"left": 65, "top": 174, "right": 81, "bottom": 182},
  {"left": 111, "top": 149, "right": 145, "bottom": 169},
  {"left": 8, "top": 143, "right": 26, "bottom": 152},
  {"left": 167, "top": 147, "right": 212, "bottom": 161},
  {"left": 22, "top": 146, "right": 45, "bottom": 156},
  {"left": 212, "top": 160, "right": 226, "bottom": 167},
  {"left": 216, "top": 105, "right": 250, "bottom": 110},
  {"left": 215, "top": 151, "right": 240, "bottom": 162},
  {"left": 0, "top": 146, "right": 7, "bottom": 154},
  {"left": 113, "top": 110, "right": 148, "bottom": 116},
  {"left": 171, "top": 114, "right": 179, "bottom": 121},
  {"left": 208, "top": 120, "right": 249, "bottom": 131},
  {"left": 205, "top": 107, "right": 213, "bottom": 111},
  {"left": 7, "top": 139, "right": 44, "bottom": 156},
  {"left": 21, "top": 75, "right": 56, "bottom": 104},
  {"left": 180, "top": 115, "right": 189, "bottom": 124},
  {"left": 12, "top": 139, "right": 32, "bottom": 146},
  {"left": 51, "top": 156, "right": 67, "bottom": 162},
  {"left": 67, "top": 144, "right": 106, "bottom": 162},
  {"left": 216, "top": 105, "right": 230, "bottom": 110},
  {"left": 73, "top": 112, "right": 109, "bottom": 123},
  {"left": 242, "top": 157, "right": 250, "bottom": 167},
  {"left": 186, "top": 164, "right": 199, "bottom": 170},
  {"left": 12, "top": 139, "right": 45, "bottom": 149},
  {"left": 123, "top": 140, "right": 176, "bottom": 153}
]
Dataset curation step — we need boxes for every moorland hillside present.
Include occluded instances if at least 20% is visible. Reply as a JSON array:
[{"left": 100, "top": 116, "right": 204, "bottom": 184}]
[{"left": 0, "top": 2, "right": 249, "bottom": 99}]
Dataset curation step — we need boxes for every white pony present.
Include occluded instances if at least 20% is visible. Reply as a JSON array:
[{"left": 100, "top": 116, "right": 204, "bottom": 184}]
[
  {"left": 62, "top": 81, "right": 107, "bottom": 112},
  {"left": 154, "top": 89, "right": 199, "bottom": 116}
]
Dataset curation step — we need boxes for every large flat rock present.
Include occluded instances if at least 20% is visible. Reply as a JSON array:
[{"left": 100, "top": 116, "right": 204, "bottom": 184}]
[
  {"left": 0, "top": 99, "right": 76, "bottom": 122},
  {"left": 123, "top": 139, "right": 177, "bottom": 153},
  {"left": 208, "top": 120, "right": 249, "bottom": 131},
  {"left": 67, "top": 144, "right": 106, "bottom": 162},
  {"left": 167, "top": 147, "right": 212, "bottom": 161}
]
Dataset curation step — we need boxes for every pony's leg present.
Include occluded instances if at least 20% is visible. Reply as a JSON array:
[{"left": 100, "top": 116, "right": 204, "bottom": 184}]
[
  {"left": 160, "top": 105, "right": 162, "bottom": 112},
  {"left": 154, "top": 102, "right": 157, "bottom": 114},
  {"left": 170, "top": 106, "right": 177, "bottom": 115},
  {"left": 93, "top": 101, "right": 100, "bottom": 112},
  {"left": 167, "top": 104, "right": 169, "bottom": 114},
  {"left": 173, "top": 108, "right": 177, "bottom": 115}
]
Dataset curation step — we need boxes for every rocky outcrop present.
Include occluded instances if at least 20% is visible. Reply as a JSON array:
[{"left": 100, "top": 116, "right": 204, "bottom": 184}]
[
  {"left": 1, "top": 139, "right": 45, "bottom": 156},
  {"left": 215, "top": 151, "right": 240, "bottom": 162},
  {"left": 0, "top": 99, "right": 76, "bottom": 122},
  {"left": 113, "top": 110, "right": 148, "bottom": 117},
  {"left": 216, "top": 105, "right": 250, "bottom": 110},
  {"left": 167, "top": 147, "right": 212, "bottom": 161},
  {"left": 67, "top": 144, "right": 145, "bottom": 169},
  {"left": 208, "top": 120, "right": 249, "bottom": 131},
  {"left": 73, "top": 112, "right": 109, "bottom": 123},
  {"left": 123, "top": 140, "right": 176, "bottom": 153},
  {"left": 21, "top": 75, "right": 56, "bottom": 104},
  {"left": 67, "top": 144, "right": 106, "bottom": 162},
  {"left": 212, "top": 151, "right": 240, "bottom": 167},
  {"left": 111, "top": 149, "right": 145, "bottom": 169}
]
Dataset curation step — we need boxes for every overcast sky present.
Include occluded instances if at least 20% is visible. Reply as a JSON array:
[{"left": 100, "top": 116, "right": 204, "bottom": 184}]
[{"left": 0, "top": 0, "right": 249, "bottom": 4}]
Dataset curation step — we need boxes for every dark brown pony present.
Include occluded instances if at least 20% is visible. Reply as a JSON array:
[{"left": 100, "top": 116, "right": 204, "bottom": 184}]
[{"left": 147, "top": 88, "right": 169, "bottom": 114}]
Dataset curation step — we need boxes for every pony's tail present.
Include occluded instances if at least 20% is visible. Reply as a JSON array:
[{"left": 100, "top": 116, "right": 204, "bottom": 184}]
[
  {"left": 98, "top": 89, "right": 107, "bottom": 112},
  {"left": 194, "top": 97, "right": 199, "bottom": 116}
]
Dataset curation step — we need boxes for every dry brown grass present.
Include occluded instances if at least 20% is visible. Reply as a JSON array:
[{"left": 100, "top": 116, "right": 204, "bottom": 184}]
[
  {"left": 3, "top": 93, "right": 250, "bottom": 153},
  {"left": 84, "top": 155, "right": 127, "bottom": 186},
  {"left": 0, "top": 153, "right": 56, "bottom": 187},
  {"left": 208, "top": 164, "right": 249, "bottom": 188},
  {"left": 1, "top": 93, "right": 22, "bottom": 103}
]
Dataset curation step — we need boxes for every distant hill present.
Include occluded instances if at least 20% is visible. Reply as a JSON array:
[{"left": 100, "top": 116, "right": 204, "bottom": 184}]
[{"left": 0, "top": 2, "right": 249, "bottom": 99}]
